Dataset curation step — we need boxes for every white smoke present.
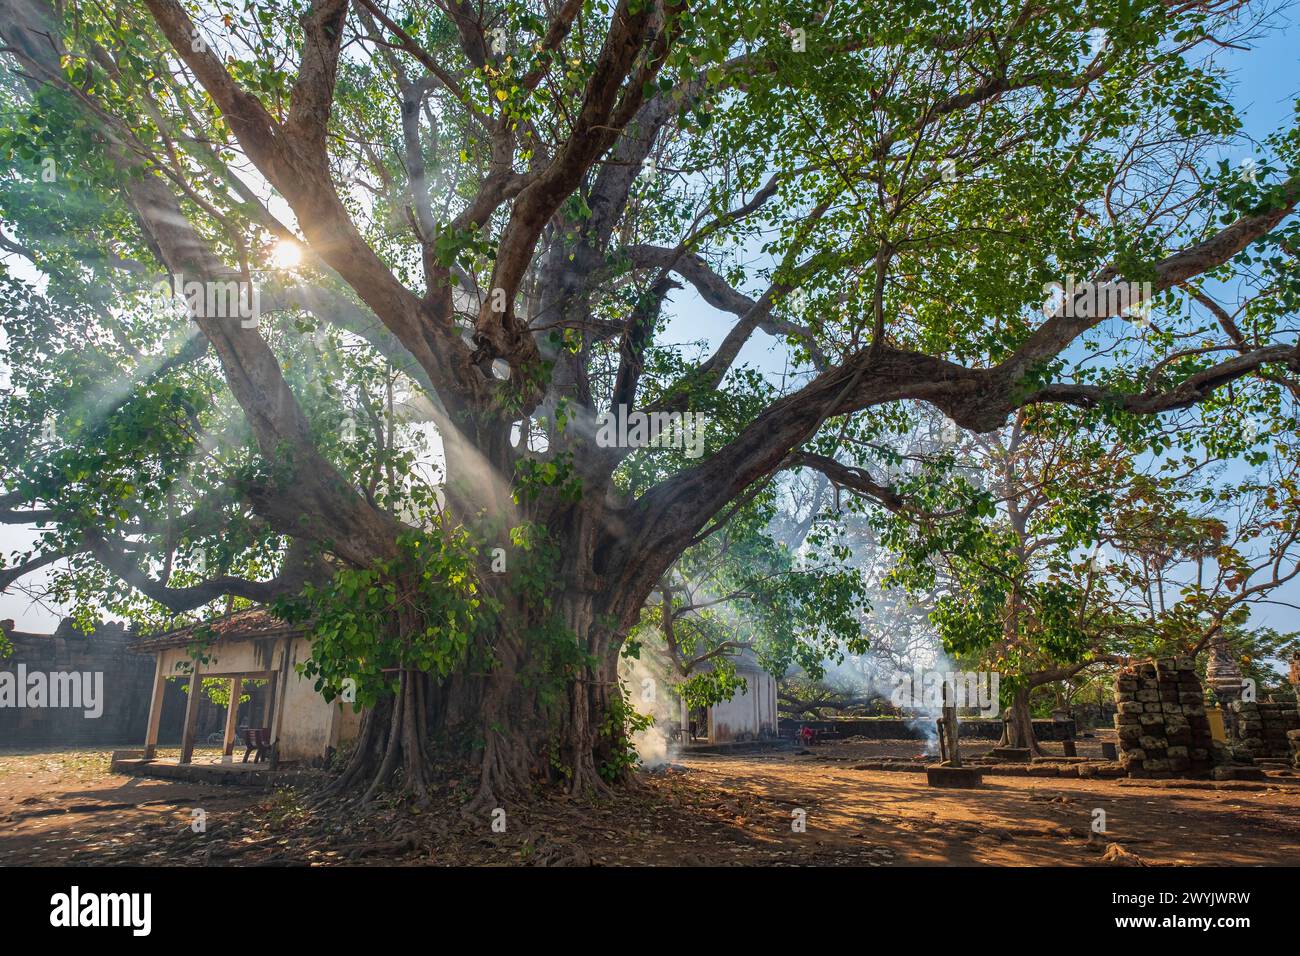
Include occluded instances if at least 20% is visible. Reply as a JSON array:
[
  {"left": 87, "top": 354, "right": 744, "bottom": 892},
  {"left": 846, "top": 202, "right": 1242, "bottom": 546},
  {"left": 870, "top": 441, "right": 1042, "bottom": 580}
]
[
  {"left": 632, "top": 722, "right": 670, "bottom": 769},
  {"left": 808, "top": 642, "right": 962, "bottom": 755},
  {"left": 622, "top": 654, "right": 676, "bottom": 770}
]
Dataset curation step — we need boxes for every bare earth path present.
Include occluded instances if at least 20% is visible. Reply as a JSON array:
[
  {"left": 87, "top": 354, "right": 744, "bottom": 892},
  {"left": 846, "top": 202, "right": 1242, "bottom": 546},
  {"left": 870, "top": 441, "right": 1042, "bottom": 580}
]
[
  {"left": 3, "top": 744, "right": 1299, "bottom": 865},
  {"left": 677, "top": 745, "right": 1300, "bottom": 865}
]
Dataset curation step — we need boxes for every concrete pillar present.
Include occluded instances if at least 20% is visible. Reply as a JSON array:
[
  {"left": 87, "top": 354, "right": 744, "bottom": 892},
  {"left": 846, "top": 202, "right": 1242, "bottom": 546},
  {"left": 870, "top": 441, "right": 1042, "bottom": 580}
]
[
  {"left": 268, "top": 641, "right": 291, "bottom": 768},
  {"left": 764, "top": 676, "right": 774, "bottom": 738},
  {"left": 142, "top": 655, "right": 167, "bottom": 760},
  {"left": 222, "top": 676, "right": 243, "bottom": 758},
  {"left": 179, "top": 668, "right": 201, "bottom": 764},
  {"left": 262, "top": 672, "right": 277, "bottom": 726}
]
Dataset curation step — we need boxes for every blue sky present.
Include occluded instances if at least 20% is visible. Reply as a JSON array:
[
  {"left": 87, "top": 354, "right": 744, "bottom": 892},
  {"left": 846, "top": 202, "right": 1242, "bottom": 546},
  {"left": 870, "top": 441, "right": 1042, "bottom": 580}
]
[{"left": 1222, "top": 8, "right": 1298, "bottom": 144}]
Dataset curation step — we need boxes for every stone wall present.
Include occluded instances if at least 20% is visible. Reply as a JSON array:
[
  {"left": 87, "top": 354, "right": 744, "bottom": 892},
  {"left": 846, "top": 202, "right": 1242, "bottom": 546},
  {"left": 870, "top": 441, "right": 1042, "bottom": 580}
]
[
  {"left": 1114, "top": 657, "right": 1215, "bottom": 777},
  {"left": 1, "top": 619, "right": 152, "bottom": 746},
  {"left": 1226, "top": 698, "right": 1300, "bottom": 760},
  {"left": 0, "top": 619, "right": 224, "bottom": 748}
]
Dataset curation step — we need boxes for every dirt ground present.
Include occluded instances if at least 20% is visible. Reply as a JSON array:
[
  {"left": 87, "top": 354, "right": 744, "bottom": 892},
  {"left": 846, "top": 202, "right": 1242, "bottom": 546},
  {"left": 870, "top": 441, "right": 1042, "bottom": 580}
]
[{"left": 3, "top": 741, "right": 1300, "bottom": 866}]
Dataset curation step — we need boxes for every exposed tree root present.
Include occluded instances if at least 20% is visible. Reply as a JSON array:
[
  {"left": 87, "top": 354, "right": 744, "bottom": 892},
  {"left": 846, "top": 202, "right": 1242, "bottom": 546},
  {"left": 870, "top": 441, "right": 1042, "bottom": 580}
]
[{"left": 313, "top": 624, "right": 640, "bottom": 815}]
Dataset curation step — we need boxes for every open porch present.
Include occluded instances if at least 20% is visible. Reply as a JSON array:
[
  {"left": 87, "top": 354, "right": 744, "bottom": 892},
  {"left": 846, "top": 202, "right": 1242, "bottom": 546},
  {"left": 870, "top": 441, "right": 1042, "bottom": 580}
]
[{"left": 127, "top": 608, "right": 363, "bottom": 778}]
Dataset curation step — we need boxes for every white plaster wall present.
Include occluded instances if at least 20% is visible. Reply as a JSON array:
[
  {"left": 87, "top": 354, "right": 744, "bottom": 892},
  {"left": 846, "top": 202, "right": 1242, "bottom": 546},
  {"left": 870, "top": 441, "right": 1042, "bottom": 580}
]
[{"left": 709, "top": 668, "right": 779, "bottom": 742}]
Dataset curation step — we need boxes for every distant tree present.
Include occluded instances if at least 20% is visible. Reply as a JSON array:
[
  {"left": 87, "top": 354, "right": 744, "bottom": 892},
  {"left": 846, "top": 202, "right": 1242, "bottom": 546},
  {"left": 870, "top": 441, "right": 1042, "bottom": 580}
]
[
  {"left": 876, "top": 404, "right": 1300, "bottom": 752},
  {"left": 628, "top": 493, "right": 869, "bottom": 711}
]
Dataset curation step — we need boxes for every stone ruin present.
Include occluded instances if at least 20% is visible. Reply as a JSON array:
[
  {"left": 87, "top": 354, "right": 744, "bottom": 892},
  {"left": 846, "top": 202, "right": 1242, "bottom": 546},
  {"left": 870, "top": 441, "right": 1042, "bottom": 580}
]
[
  {"left": 1113, "top": 657, "right": 1216, "bottom": 778},
  {"left": 1225, "top": 698, "right": 1300, "bottom": 761}
]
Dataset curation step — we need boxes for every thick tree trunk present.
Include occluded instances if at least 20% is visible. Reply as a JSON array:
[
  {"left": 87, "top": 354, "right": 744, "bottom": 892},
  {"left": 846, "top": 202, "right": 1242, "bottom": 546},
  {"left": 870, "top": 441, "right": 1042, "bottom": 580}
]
[
  {"left": 324, "top": 585, "right": 633, "bottom": 810},
  {"left": 319, "top": 429, "right": 658, "bottom": 809},
  {"left": 1002, "top": 687, "right": 1043, "bottom": 755},
  {"left": 323, "top": 667, "right": 434, "bottom": 804}
]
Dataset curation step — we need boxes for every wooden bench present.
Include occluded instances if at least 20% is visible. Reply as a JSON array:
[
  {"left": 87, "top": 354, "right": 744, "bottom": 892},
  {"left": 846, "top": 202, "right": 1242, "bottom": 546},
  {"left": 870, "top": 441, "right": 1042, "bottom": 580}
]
[{"left": 241, "top": 727, "right": 272, "bottom": 764}]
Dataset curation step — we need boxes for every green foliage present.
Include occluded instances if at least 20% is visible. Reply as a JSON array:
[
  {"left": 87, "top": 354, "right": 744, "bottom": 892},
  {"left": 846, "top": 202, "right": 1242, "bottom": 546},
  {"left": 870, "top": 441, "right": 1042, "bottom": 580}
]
[
  {"left": 279, "top": 528, "right": 495, "bottom": 708},
  {"left": 185, "top": 675, "right": 262, "bottom": 708},
  {"left": 513, "top": 452, "right": 583, "bottom": 504},
  {"left": 597, "top": 685, "right": 654, "bottom": 783},
  {"left": 677, "top": 663, "right": 746, "bottom": 709}
]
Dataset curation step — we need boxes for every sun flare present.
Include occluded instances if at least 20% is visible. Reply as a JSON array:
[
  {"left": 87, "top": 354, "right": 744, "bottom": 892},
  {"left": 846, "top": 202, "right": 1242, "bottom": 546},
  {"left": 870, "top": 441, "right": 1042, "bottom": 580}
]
[{"left": 269, "top": 239, "right": 303, "bottom": 270}]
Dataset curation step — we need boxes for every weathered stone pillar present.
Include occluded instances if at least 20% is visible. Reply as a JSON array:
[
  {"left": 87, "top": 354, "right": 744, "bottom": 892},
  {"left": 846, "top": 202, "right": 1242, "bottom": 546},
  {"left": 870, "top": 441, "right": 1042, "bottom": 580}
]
[{"left": 1113, "top": 657, "right": 1213, "bottom": 778}]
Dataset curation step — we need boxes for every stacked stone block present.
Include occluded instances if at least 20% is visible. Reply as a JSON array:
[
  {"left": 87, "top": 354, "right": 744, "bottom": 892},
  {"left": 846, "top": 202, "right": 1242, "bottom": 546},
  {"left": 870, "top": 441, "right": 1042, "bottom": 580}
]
[
  {"left": 1113, "top": 657, "right": 1215, "bottom": 777},
  {"left": 1289, "top": 729, "right": 1300, "bottom": 770},
  {"left": 1227, "top": 698, "right": 1300, "bottom": 760}
]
